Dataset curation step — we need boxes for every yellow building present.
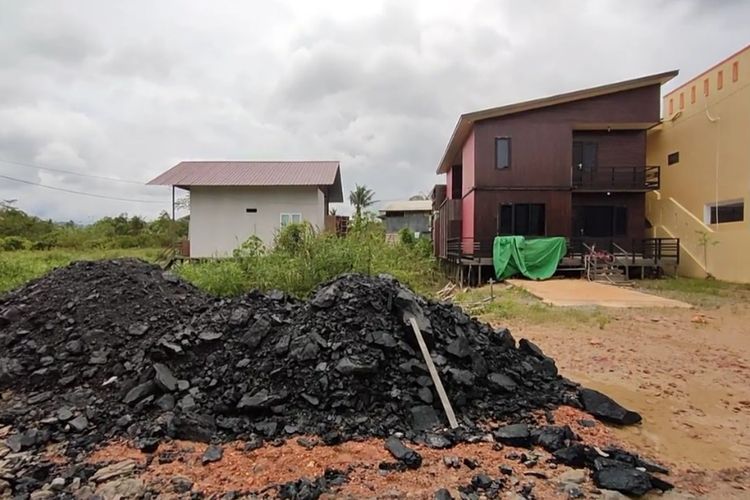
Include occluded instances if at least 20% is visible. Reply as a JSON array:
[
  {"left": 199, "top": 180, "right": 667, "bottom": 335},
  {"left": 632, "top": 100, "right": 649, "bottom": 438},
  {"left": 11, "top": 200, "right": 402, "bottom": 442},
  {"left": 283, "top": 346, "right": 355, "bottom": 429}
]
[{"left": 647, "top": 44, "right": 750, "bottom": 282}]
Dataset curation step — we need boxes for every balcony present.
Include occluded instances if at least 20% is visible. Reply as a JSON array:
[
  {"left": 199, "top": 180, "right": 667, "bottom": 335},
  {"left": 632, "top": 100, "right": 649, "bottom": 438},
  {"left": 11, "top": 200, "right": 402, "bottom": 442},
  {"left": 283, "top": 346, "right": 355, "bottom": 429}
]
[{"left": 572, "top": 166, "right": 660, "bottom": 192}]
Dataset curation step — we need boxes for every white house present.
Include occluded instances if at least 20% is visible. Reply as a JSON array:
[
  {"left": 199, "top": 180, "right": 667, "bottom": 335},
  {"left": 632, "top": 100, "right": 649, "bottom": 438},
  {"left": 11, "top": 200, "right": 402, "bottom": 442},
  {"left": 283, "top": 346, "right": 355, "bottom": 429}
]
[{"left": 148, "top": 161, "right": 343, "bottom": 257}]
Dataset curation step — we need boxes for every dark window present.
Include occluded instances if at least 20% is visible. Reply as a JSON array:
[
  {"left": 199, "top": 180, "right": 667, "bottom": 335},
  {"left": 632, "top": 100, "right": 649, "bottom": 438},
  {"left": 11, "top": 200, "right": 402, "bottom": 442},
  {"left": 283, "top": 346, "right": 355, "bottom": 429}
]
[
  {"left": 495, "top": 137, "right": 511, "bottom": 169},
  {"left": 572, "top": 141, "right": 598, "bottom": 170},
  {"left": 498, "top": 203, "right": 545, "bottom": 236},
  {"left": 386, "top": 211, "right": 405, "bottom": 217},
  {"left": 451, "top": 165, "right": 463, "bottom": 198},
  {"left": 245, "top": 208, "right": 257, "bottom": 213},
  {"left": 667, "top": 152, "right": 679, "bottom": 165},
  {"left": 709, "top": 201, "right": 744, "bottom": 224},
  {"left": 573, "top": 206, "right": 628, "bottom": 237}
]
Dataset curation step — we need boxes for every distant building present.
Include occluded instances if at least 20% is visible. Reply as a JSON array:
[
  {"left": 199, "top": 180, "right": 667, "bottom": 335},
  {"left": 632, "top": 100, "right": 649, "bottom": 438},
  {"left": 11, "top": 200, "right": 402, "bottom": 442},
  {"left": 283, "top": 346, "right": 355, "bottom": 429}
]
[
  {"left": 647, "top": 44, "right": 750, "bottom": 282},
  {"left": 379, "top": 200, "right": 432, "bottom": 240},
  {"left": 148, "top": 161, "right": 343, "bottom": 257},
  {"left": 432, "top": 71, "right": 680, "bottom": 280}
]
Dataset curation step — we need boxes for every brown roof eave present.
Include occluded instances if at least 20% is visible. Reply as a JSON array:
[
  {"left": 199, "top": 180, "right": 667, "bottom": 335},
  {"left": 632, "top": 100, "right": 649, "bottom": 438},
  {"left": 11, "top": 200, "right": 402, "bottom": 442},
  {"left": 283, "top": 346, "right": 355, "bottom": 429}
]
[{"left": 435, "top": 70, "right": 678, "bottom": 175}]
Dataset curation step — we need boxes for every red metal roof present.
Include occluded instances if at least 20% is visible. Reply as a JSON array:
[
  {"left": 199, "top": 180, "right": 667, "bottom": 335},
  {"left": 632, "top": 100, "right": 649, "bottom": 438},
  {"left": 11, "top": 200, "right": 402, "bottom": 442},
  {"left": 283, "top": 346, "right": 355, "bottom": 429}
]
[{"left": 147, "top": 161, "right": 343, "bottom": 202}]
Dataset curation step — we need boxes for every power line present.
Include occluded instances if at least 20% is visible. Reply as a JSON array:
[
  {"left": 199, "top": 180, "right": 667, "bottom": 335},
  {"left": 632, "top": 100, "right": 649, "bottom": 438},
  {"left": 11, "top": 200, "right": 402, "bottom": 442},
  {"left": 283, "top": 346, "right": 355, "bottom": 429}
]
[
  {"left": 0, "top": 158, "right": 145, "bottom": 185},
  {"left": 0, "top": 173, "right": 163, "bottom": 204}
]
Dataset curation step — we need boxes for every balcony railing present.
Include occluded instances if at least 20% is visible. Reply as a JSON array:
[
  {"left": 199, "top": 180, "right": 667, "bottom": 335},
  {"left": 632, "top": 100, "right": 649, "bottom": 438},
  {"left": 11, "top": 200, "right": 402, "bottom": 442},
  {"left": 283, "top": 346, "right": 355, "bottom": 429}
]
[{"left": 572, "top": 165, "right": 660, "bottom": 191}]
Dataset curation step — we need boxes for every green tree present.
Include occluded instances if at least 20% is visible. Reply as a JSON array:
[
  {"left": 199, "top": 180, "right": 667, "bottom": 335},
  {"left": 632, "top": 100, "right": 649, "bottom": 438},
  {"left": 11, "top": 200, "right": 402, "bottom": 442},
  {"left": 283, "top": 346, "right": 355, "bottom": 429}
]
[{"left": 349, "top": 184, "right": 375, "bottom": 221}]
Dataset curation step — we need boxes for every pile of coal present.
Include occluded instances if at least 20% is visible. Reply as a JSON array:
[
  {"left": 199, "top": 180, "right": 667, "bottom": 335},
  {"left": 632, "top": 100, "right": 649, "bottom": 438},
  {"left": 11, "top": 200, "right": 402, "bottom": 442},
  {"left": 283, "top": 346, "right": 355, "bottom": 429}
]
[{"left": 0, "top": 260, "right": 587, "bottom": 453}]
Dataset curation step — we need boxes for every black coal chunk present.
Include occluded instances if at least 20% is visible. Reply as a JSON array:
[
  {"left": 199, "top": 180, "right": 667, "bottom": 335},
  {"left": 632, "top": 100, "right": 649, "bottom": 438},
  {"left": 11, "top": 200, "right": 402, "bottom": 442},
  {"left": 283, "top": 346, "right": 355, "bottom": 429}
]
[
  {"left": 593, "top": 465, "right": 653, "bottom": 496},
  {"left": 411, "top": 405, "right": 440, "bottom": 431},
  {"left": 530, "top": 425, "right": 576, "bottom": 452},
  {"left": 579, "top": 388, "right": 642, "bottom": 425},
  {"left": 153, "top": 363, "right": 178, "bottom": 392},
  {"left": 487, "top": 372, "right": 518, "bottom": 392},
  {"left": 384, "top": 437, "right": 422, "bottom": 469},
  {"left": 434, "top": 488, "right": 454, "bottom": 500},
  {"left": 493, "top": 424, "right": 531, "bottom": 447}
]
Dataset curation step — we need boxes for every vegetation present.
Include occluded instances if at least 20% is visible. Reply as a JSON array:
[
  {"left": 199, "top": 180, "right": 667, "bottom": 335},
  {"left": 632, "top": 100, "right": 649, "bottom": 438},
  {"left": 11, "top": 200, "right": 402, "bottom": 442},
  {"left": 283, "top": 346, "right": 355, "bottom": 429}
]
[
  {"left": 453, "top": 285, "right": 611, "bottom": 329},
  {"left": 0, "top": 248, "right": 160, "bottom": 293},
  {"left": 636, "top": 276, "right": 750, "bottom": 307},
  {"left": 348, "top": 184, "right": 375, "bottom": 221},
  {"left": 0, "top": 201, "right": 187, "bottom": 251},
  {"left": 175, "top": 221, "right": 443, "bottom": 298}
]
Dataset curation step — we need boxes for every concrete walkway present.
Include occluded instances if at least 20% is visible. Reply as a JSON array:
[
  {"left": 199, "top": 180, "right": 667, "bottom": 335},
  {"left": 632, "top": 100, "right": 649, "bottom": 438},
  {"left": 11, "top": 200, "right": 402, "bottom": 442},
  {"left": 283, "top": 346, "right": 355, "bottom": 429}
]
[{"left": 507, "top": 279, "right": 692, "bottom": 308}]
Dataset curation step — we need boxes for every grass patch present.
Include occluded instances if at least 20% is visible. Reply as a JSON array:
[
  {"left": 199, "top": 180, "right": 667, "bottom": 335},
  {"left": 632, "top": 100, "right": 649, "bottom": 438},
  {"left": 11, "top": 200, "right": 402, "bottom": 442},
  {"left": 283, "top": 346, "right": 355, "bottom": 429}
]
[
  {"left": 454, "top": 284, "right": 611, "bottom": 328},
  {"left": 0, "top": 248, "right": 160, "bottom": 294},
  {"left": 635, "top": 276, "right": 750, "bottom": 306}
]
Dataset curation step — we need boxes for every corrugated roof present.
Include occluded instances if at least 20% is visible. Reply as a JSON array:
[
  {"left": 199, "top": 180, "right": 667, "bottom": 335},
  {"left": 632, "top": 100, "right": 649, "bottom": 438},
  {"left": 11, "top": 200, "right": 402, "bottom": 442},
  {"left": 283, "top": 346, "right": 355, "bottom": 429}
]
[
  {"left": 147, "top": 161, "right": 343, "bottom": 202},
  {"left": 436, "top": 70, "right": 678, "bottom": 174},
  {"left": 380, "top": 200, "right": 432, "bottom": 213}
]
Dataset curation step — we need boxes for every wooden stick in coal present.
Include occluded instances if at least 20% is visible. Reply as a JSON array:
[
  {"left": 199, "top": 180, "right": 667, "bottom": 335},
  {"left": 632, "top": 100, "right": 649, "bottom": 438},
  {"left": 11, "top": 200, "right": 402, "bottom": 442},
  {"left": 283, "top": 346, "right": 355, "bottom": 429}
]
[{"left": 407, "top": 316, "right": 459, "bottom": 429}]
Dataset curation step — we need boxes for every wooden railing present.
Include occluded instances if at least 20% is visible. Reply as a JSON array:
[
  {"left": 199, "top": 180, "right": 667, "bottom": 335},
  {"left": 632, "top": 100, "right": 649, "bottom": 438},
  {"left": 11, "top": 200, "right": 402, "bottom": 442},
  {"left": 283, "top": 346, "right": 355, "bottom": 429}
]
[
  {"left": 567, "top": 237, "right": 679, "bottom": 264},
  {"left": 446, "top": 238, "right": 494, "bottom": 259},
  {"left": 572, "top": 165, "right": 660, "bottom": 191}
]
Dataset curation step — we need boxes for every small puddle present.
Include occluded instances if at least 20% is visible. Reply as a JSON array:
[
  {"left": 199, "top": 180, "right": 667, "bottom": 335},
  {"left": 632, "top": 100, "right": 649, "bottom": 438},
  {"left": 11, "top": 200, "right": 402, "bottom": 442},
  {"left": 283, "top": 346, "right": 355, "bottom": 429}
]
[{"left": 567, "top": 370, "right": 740, "bottom": 470}]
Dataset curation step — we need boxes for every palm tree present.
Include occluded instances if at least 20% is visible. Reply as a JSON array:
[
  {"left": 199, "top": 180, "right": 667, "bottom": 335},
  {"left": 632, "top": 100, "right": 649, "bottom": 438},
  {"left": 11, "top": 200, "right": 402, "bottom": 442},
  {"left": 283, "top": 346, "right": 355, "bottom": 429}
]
[{"left": 349, "top": 184, "right": 375, "bottom": 220}]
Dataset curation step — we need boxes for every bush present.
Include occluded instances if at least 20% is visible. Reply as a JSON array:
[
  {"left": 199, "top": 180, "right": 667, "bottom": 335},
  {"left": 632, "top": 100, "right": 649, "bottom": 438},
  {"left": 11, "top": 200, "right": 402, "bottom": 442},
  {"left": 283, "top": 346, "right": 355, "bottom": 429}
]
[
  {"left": 175, "top": 223, "right": 444, "bottom": 298},
  {"left": 398, "top": 227, "right": 416, "bottom": 247},
  {"left": 0, "top": 236, "right": 30, "bottom": 251}
]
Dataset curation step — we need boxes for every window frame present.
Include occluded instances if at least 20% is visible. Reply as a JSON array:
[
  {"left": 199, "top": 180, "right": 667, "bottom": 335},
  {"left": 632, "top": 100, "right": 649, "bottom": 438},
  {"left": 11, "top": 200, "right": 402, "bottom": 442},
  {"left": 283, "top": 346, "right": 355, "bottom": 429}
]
[
  {"left": 495, "top": 137, "right": 511, "bottom": 170},
  {"left": 690, "top": 85, "right": 696, "bottom": 104},
  {"left": 704, "top": 78, "right": 710, "bottom": 96},
  {"left": 679, "top": 92, "right": 684, "bottom": 110},
  {"left": 667, "top": 152, "right": 679, "bottom": 166},
  {"left": 280, "top": 212, "right": 303, "bottom": 227},
  {"left": 733, "top": 61, "right": 739, "bottom": 82},
  {"left": 705, "top": 200, "right": 744, "bottom": 225},
  {"left": 717, "top": 70, "right": 724, "bottom": 90}
]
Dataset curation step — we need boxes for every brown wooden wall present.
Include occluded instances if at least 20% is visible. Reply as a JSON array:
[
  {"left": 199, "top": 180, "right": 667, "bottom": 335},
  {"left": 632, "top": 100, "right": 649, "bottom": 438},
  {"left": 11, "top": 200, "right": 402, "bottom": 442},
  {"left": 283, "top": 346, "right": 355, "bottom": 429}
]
[
  {"left": 471, "top": 85, "right": 660, "bottom": 189},
  {"left": 572, "top": 130, "right": 646, "bottom": 167}
]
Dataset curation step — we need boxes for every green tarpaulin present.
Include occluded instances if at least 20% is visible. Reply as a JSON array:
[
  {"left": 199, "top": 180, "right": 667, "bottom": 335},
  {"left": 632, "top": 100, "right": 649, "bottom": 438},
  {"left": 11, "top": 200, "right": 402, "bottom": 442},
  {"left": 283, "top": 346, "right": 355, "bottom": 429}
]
[{"left": 493, "top": 236, "right": 567, "bottom": 280}]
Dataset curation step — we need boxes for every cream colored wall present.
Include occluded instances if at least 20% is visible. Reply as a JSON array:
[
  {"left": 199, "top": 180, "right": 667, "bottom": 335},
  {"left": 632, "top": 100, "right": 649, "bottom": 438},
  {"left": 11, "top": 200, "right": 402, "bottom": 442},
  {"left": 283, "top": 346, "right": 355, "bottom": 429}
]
[
  {"left": 188, "top": 186, "right": 325, "bottom": 257},
  {"left": 647, "top": 46, "right": 750, "bottom": 282}
]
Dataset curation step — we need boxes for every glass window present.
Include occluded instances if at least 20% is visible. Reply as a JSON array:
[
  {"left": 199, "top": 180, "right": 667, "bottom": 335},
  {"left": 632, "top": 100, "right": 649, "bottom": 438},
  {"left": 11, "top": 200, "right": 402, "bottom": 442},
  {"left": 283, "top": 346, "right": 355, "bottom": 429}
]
[
  {"left": 498, "top": 203, "right": 545, "bottom": 236},
  {"left": 679, "top": 92, "right": 684, "bottom": 109},
  {"left": 667, "top": 152, "right": 679, "bottom": 165},
  {"left": 495, "top": 137, "right": 511, "bottom": 169},
  {"left": 292, "top": 214, "right": 301, "bottom": 223},
  {"left": 691, "top": 85, "right": 696, "bottom": 103},
  {"left": 707, "top": 201, "right": 744, "bottom": 224},
  {"left": 717, "top": 70, "right": 724, "bottom": 90},
  {"left": 733, "top": 61, "right": 739, "bottom": 82},
  {"left": 704, "top": 78, "right": 709, "bottom": 96},
  {"left": 280, "top": 214, "right": 291, "bottom": 226}
]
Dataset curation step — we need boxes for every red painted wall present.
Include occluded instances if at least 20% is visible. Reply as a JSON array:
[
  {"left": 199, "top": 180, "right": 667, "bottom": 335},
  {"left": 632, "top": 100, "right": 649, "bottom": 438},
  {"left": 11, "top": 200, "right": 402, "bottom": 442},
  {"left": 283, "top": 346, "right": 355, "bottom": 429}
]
[
  {"left": 461, "top": 191, "right": 475, "bottom": 252},
  {"left": 462, "top": 129, "right": 475, "bottom": 196}
]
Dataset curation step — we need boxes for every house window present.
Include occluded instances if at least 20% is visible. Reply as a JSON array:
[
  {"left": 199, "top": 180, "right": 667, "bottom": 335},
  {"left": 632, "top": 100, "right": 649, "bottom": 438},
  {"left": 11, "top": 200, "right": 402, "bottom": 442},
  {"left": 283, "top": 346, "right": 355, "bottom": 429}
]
[
  {"left": 573, "top": 206, "right": 628, "bottom": 237},
  {"left": 668, "top": 98, "right": 674, "bottom": 115},
  {"left": 717, "top": 70, "right": 724, "bottom": 90},
  {"left": 690, "top": 85, "right": 696, "bottom": 104},
  {"left": 495, "top": 137, "right": 511, "bottom": 169},
  {"left": 679, "top": 92, "right": 684, "bottom": 110},
  {"left": 706, "top": 200, "right": 744, "bottom": 224},
  {"left": 704, "top": 78, "right": 710, "bottom": 96},
  {"left": 733, "top": 61, "right": 739, "bottom": 82},
  {"left": 498, "top": 203, "right": 545, "bottom": 236},
  {"left": 245, "top": 208, "right": 257, "bottom": 213},
  {"left": 280, "top": 213, "right": 302, "bottom": 227},
  {"left": 667, "top": 152, "right": 679, "bottom": 165}
]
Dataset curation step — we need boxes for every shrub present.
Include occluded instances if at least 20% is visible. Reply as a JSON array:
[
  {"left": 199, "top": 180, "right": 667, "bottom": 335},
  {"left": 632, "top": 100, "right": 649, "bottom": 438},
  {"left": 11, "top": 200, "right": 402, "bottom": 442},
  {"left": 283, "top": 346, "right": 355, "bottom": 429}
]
[
  {"left": 398, "top": 227, "right": 416, "bottom": 247},
  {"left": 0, "top": 236, "right": 30, "bottom": 251}
]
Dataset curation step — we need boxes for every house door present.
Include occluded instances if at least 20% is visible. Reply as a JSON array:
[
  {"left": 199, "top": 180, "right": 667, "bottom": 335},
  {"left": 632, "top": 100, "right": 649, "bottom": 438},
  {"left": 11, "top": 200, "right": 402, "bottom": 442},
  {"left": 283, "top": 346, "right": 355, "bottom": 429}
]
[
  {"left": 572, "top": 141, "right": 598, "bottom": 171},
  {"left": 244, "top": 208, "right": 258, "bottom": 240}
]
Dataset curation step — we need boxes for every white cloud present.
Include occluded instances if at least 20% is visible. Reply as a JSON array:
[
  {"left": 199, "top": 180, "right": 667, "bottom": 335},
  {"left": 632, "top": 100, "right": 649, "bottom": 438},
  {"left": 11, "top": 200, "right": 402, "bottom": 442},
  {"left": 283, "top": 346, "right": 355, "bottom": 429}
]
[{"left": 0, "top": 0, "right": 747, "bottom": 220}]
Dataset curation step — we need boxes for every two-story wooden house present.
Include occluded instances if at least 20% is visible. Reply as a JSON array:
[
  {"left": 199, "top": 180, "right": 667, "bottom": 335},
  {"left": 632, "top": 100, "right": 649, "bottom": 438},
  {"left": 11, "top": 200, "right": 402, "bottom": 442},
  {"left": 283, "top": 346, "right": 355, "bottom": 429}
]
[{"left": 432, "top": 71, "right": 680, "bottom": 282}]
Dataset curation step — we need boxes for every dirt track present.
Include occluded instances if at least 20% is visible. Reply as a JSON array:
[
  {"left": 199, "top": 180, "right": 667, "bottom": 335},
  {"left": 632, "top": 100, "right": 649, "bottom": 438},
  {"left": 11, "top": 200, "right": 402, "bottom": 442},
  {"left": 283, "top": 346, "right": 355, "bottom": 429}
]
[{"left": 504, "top": 293, "right": 750, "bottom": 497}]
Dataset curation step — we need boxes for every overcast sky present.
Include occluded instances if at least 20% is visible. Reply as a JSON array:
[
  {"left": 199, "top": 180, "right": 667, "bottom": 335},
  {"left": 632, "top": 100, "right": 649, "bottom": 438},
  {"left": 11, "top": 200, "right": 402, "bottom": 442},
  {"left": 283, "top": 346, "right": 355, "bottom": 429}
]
[{"left": 0, "top": 0, "right": 747, "bottom": 221}]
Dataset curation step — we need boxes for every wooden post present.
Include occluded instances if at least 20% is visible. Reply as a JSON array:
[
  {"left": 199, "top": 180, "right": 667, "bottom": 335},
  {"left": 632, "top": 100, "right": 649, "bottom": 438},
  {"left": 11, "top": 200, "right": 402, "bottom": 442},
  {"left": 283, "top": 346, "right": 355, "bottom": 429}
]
[
  {"left": 171, "top": 185, "right": 175, "bottom": 221},
  {"left": 407, "top": 316, "right": 459, "bottom": 429}
]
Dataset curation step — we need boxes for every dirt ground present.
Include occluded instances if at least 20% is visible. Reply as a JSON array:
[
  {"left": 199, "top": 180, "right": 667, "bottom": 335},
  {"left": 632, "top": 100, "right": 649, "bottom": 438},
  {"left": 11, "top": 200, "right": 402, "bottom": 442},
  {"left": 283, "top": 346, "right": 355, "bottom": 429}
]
[{"left": 502, "top": 288, "right": 750, "bottom": 498}]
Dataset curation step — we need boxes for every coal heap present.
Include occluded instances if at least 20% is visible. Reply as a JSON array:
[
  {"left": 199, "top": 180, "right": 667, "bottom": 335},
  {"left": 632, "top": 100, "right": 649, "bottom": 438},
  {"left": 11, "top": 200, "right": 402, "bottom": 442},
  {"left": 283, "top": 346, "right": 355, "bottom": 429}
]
[{"left": 1, "top": 259, "right": 581, "bottom": 453}]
